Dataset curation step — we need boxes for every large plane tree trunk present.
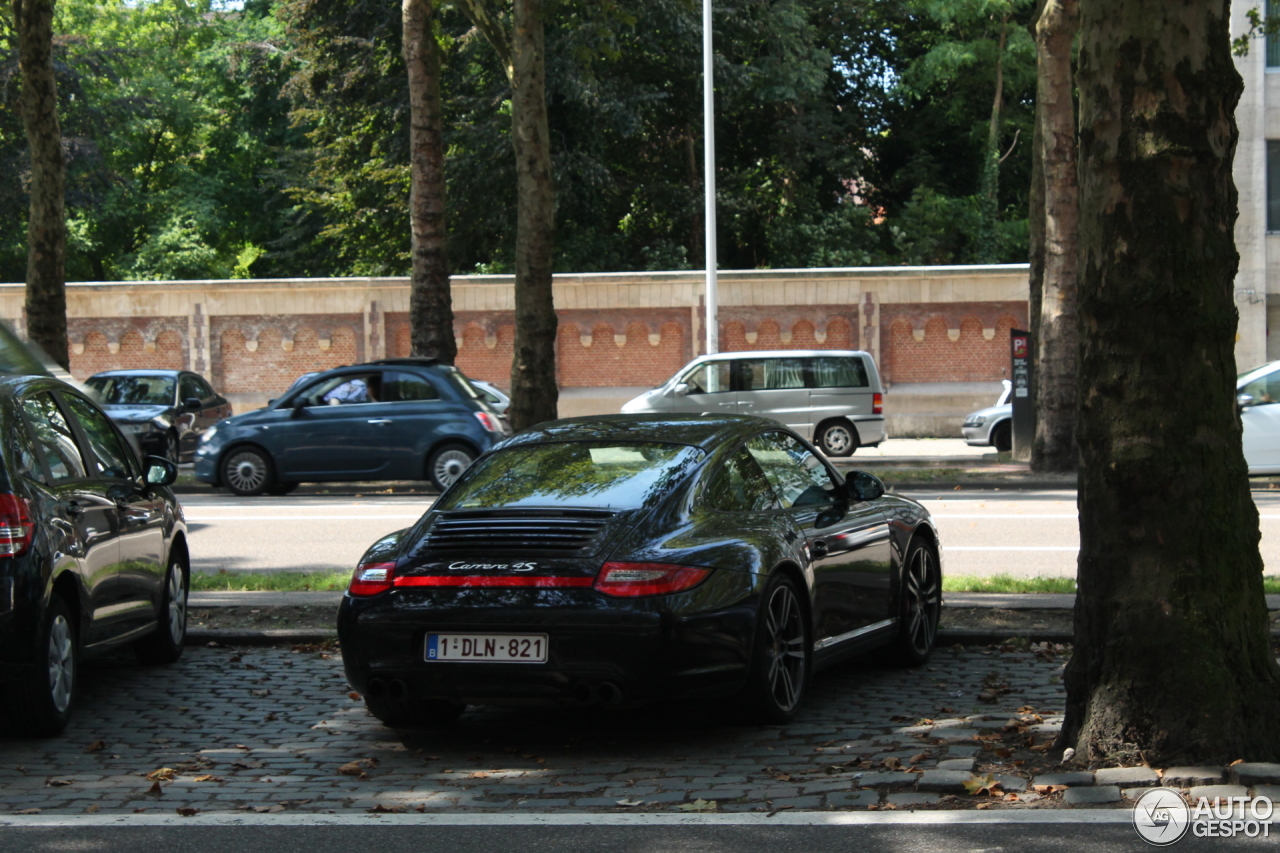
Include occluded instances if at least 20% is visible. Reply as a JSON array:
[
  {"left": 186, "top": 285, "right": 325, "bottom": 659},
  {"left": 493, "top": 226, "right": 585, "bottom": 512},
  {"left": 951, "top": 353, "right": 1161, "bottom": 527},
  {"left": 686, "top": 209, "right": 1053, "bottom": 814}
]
[
  {"left": 1062, "top": 0, "right": 1280, "bottom": 765},
  {"left": 1030, "top": 0, "right": 1078, "bottom": 473},
  {"left": 506, "top": 0, "right": 557, "bottom": 429},
  {"left": 403, "top": 0, "right": 456, "bottom": 363},
  {"left": 14, "top": 0, "right": 68, "bottom": 369}
]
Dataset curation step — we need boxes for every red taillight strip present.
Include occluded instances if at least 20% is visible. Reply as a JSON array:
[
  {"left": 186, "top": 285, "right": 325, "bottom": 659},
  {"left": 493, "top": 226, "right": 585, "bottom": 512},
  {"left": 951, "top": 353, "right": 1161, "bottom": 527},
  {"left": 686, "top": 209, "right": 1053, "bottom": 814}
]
[{"left": 393, "top": 575, "right": 595, "bottom": 588}]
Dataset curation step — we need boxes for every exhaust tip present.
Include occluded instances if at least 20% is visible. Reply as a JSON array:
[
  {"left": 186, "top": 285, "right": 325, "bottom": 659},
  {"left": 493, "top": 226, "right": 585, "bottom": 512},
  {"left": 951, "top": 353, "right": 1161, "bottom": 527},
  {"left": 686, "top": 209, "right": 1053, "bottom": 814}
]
[
  {"left": 573, "top": 682, "right": 597, "bottom": 704},
  {"left": 598, "top": 682, "right": 624, "bottom": 706},
  {"left": 388, "top": 679, "right": 409, "bottom": 700},
  {"left": 366, "top": 678, "right": 386, "bottom": 698}
]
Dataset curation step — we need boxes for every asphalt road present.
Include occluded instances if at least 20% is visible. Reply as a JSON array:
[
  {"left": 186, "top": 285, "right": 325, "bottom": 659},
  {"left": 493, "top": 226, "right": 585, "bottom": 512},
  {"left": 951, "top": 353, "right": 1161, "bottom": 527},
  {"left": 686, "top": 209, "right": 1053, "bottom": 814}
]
[
  {"left": 0, "top": 820, "right": 1269, "bottom": 853},
  {"left": 181, "top": 487, "right": 1280, "bottom": 579}
]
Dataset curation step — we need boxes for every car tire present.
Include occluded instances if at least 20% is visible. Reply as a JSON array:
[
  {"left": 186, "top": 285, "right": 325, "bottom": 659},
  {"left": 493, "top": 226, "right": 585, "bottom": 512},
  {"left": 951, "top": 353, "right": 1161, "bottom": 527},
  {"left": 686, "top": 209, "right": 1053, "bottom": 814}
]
[
  {"left": 222, "top": 446, "right": 275, "bottom": 496},
  {"left": 6, "top": 595, "right": 77, "bottom": 737},
  {"left": 135, "top": 552, "right": 188, "bottom": 665},
  {"left": 741, "top": 573, "right": 810, "bottom": 724},
  {"left": 427, "top": 443, "right": 475, "bottom": 492},
  {"left": 816, "top": 420, "right": 859, "bottom": 457},
  {"left": 991, "top": 421, "right": 1012, "bottom": 452},
  {"left": 893, "top": 539, "right": 942, "bottom": 667},
  {"left": 365, "top": 695, "right": 466, "bottom": 729}
]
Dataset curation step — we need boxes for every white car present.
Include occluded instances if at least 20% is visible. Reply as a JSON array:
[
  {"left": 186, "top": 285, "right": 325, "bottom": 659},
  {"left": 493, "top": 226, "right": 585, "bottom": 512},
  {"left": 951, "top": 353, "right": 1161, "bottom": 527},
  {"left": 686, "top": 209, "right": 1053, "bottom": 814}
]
[
  {"left": 471, "top": 380, "right": 510, "bottom": 414},
  {"left": 961, "top": 380, "right": 1012, "bottom": 451},
  {"left": 1238, "top": 361, "right": 1280, "bottom": 474}
]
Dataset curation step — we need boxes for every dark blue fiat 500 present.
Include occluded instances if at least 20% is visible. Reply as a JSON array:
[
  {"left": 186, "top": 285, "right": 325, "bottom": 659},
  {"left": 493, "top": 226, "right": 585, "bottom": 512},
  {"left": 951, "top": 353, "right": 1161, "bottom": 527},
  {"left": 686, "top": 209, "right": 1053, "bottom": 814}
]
[
  {"left": 195, "top": 358, "right": 508, "bottom": 495},
  {"left": 338, "top": 413, "right": 943, "bottom": 727}
]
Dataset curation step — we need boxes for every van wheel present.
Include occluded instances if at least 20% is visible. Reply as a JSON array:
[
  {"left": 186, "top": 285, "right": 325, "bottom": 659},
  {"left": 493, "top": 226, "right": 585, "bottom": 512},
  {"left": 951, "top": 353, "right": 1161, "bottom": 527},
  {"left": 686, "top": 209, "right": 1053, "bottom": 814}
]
[{"left": 817, "top": 420, "right": 859, "bottom": 457}]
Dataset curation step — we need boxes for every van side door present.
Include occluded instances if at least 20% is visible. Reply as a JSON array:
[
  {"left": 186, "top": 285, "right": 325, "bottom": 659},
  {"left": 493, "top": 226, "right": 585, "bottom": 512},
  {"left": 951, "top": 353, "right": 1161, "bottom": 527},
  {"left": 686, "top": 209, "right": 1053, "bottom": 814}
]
[{"left": 735, "top": 358, "right": 814, "bottom": 438}]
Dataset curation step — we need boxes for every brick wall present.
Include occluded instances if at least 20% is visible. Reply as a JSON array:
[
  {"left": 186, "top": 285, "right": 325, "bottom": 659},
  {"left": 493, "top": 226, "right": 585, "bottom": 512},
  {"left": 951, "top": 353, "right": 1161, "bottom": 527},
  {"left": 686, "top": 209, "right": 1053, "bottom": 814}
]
[{"left": 18, "top": 267, "right": 1029, "bottom": 400}]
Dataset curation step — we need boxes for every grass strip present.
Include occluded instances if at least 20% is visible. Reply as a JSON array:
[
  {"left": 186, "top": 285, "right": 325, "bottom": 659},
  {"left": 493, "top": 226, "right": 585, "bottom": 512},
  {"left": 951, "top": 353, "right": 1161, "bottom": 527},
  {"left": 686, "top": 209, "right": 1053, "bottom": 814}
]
[
  {"left": 945, "top": 574, "right": 1280, "bottom": 595},
  {"left": 190, "top": 570, "right": 352, "bottom": 592}
]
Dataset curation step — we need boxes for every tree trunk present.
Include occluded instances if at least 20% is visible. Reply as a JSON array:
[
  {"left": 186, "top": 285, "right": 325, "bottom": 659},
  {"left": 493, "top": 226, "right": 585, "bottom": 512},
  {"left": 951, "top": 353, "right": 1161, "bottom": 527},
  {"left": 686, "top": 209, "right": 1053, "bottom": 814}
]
[
  {"left": 14, "top": 0, "right": 68, "bottom": 369},
  {"left": 1028, "top": 2, "right": 1046, "bottom": 456},
  {"left": 1062, "top": 0, "right": 1280, "bottom": 765},
  {"left": 507, "top": 0, "right": 557, "bottom": 430},
  {"left": 403, "top": 0, "right": 456, "bottom": 363},
  {"left": 976, "top": 13, "right": 1010, "bottom": 264},
  {"left": 1030, "top": 0, "right": 1078, "bottom": 473}
]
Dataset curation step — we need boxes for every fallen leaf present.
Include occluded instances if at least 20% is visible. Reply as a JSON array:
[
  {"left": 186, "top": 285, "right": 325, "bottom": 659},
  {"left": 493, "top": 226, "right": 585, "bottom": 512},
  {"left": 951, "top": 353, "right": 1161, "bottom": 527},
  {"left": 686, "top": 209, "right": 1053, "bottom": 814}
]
[
  {"left": 975, "top": 802, "right": 991, "bottom": 810},
  {"left": 881, "top": 757, "right": 902, "bottom": 770},
  {"left": 962, "top": 774, "right": 1002, "bottom": 796},
  {"left": 348, "top": 692, "right": 361, "bottom": 701},
  {"left": 192, "top": 775, "right": 223, "bottom": 783},
  {"left": 881, "top": 802, "right": 897, "bottom": 810},
  {"left": 338, "top": 759, "right": 377, "bottom": 776},
  {"left": 908, "top": 752, "right": 929, "bottom": 765},
  {"left": 85, "top": 805, "right": 99, "bottom": 814},
  {"left": 16, "top": 809, "right": 40, "bottom": 815},
  {"left": 368, "top": 804, "right": 404, "bottom": 814},
  {"left": 253, "top": 805, "right": 285, "bottom": 814},
  {"left": 676, "top": 799, "right": 717, "bottom": 812},
  {"left": 175, "top": 808, "right": 199, "bottom": 817},
  {"left": 1004, "top": 793, "right": 1021, "bottom": 802},
  {"left": 264, "top": 713, "right": 278, "bottom": 722},
  {"left": 250, "top": 689, "right": 269, "bottom": 698},
  {"left": 616, "top": 799, "right": 645, "bottom": 807},
  {"left": 1229, "top": 759, "right": 1245, "bottom": 766},
  {"left": 146, "top": 768, "right": 177, "bottom": 782},
  {"left": 1033, "top": 784, "right": 1069, "bottom": 795},
  {"left": 772, "top": 773, "right": 793, "bottom": 782},
  {"left": 46, "top": 779, "right": 72, "bottom": 787},
  {"left": 469, "top": 771, "right": 490, "bottom": 779},
  {"left": 235, "top": 744, "right": 251, "bottom": 750},
  {"left": 1017, "top": 705, "right": 1038, "bottom": 714},
  {"left": 85, "top": 740, "right": 105, "bottom": 753},
  {"left": 147, "top": 782, "right": 163, "bottom": 795},
  {"left": 993, "top": 748, "right": 1014, "bottom": 759}
]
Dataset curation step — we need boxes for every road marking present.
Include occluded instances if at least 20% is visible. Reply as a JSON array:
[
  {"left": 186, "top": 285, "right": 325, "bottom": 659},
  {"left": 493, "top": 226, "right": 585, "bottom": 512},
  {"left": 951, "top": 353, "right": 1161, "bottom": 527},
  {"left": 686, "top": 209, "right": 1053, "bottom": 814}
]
[{"left": 0, "top": 811, "right": 1147, "bottom": 828}]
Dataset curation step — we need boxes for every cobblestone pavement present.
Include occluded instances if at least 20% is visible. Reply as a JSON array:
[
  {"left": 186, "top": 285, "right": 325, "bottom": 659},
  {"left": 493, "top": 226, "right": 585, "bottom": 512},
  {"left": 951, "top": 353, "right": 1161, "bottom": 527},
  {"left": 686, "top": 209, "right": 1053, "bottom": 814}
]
[{"left": 0, "top": 642, "right": 1091, "bottom": 816}]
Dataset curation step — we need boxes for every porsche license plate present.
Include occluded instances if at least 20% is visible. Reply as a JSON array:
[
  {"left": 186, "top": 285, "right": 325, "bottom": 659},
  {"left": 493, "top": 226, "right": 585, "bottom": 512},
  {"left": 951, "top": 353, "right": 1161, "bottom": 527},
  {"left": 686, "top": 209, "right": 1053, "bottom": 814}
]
[{"left": 425, "top": 633, "right": 548, "bottom": 663}]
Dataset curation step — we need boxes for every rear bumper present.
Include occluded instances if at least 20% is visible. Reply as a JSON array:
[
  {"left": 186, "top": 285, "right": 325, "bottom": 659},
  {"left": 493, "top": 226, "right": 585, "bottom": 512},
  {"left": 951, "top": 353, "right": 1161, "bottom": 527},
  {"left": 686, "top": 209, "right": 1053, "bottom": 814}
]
[{"left": 337, "top": 584, "right": 757, "bottom": 708}]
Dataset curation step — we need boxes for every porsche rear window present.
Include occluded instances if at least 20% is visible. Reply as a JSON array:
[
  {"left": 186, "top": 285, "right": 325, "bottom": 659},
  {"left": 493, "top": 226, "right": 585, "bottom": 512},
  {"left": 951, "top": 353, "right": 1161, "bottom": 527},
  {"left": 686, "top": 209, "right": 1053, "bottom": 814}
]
[{"left": 438, "top": 441, "right": 704, "bottom": 510}]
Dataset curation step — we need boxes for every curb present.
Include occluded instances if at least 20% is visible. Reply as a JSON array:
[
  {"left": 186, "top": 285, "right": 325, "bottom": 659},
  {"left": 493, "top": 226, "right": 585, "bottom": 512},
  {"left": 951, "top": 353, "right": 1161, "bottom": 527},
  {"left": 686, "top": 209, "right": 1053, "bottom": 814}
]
[{"left": 187, "top": 628, "right": 337, "bottom": 646}]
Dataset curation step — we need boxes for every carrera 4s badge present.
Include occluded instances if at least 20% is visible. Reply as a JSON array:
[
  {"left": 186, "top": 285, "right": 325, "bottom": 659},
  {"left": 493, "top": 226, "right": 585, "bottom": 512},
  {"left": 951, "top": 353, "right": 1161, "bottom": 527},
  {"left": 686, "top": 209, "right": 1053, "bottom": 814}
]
[{"left": 447, "top": 561, "right": 538, "bottom": 572}]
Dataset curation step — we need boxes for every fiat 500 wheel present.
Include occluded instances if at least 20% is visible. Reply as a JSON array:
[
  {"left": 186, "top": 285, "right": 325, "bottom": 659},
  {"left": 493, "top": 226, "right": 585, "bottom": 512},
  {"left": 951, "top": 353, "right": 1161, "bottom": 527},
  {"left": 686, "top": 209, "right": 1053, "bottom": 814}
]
[
  {"left": 427, "top": 443, "right": 475, "bottom": 492},
  {"left": 222, "top": 447, "right": 275, "bottom": 496}
]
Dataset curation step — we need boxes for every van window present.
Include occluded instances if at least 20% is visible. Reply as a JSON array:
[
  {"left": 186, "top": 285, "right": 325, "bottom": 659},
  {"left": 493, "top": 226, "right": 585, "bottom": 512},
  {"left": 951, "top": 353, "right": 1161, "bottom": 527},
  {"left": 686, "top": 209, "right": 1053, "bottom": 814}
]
[
  {"left": 683, "top": 362, "right": 731, "bottom": 394},
  {"left": 810, "top": 357, "right": 868, "bottom": 389},
  {"left": 739, "top": 358, "right": 806, "bottom": 391}
]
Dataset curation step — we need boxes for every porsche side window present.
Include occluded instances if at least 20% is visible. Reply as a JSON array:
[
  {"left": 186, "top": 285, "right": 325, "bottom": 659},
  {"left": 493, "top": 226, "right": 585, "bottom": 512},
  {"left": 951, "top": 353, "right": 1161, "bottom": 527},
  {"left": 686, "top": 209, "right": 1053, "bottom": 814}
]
[
  {"left": 746, "top": 432, "right": 839, "bottom": 509},
  {"left": 20, "top": 393, "right": 87, "bottom": 482},
  {"left": 705, "top": 448, "right": 777, "bottom": 512}
]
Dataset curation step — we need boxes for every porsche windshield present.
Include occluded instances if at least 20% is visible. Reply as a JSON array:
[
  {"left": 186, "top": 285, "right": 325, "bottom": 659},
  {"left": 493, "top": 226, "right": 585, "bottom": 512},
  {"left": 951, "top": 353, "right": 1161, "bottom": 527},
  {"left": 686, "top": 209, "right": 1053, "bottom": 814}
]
[{"left": 437, "top": 441, "right": 704, "bottom": 510}]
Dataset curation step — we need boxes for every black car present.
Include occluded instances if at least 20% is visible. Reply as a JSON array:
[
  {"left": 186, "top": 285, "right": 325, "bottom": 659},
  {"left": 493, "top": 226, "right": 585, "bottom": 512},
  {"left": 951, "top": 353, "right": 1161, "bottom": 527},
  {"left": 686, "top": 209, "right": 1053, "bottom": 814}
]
[
  {"left": 85, "top": 369, "right": 232, "bottom": 464},
  {"left": 338, "top": 413, "right": 943, "bottom": 727},
  {"left": 0, "top": 375, "right": 187, "bottom": 736}
]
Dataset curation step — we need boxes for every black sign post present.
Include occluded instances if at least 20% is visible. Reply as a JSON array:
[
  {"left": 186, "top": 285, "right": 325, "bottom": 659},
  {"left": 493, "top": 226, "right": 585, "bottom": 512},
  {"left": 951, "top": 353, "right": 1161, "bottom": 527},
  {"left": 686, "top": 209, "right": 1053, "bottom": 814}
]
[{"left": 1009, "top": 329, "right": 1033, "bottom": 461}]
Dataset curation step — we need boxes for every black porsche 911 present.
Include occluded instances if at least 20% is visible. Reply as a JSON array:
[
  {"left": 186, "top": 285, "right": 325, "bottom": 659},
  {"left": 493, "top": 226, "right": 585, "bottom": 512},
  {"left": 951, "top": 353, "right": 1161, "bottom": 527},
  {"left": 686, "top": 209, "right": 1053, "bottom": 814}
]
[{"left": 337, "top": 413, "right": 943, "bottom": 726}]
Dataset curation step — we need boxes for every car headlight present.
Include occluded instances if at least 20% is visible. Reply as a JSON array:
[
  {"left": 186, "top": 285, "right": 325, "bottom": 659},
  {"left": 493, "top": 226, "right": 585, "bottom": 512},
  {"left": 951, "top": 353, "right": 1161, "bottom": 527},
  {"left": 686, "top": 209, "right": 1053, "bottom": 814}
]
[
  {"left": 118, "top": 423, "right": 150, "bottom": 435},
  {"left": 963, "top": 416, "right": 985, "bottom": 427}
]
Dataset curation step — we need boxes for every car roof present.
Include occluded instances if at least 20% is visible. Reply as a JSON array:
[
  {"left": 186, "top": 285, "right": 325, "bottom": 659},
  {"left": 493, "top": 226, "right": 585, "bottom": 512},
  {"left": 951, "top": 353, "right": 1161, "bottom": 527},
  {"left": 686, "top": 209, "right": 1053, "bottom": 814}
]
[
  {"left": 689, "top": 349, "right": 872, "bottom": 361},
  {"left": 505, "top": 413, "right": 778, "bottom": 451}
]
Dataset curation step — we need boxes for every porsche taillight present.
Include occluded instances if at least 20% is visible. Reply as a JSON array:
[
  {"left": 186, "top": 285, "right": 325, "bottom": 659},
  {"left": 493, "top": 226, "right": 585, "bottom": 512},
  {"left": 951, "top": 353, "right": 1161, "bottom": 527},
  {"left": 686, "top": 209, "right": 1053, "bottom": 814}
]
[
  {"left": 0, "top": 494, "right": 33, "bottom": 557},
  {"left": 593, "top": 562, "right": 711, "bottom": 597},
  {"left": 348, "top": 561, "right": 396, "bottom": 596}
]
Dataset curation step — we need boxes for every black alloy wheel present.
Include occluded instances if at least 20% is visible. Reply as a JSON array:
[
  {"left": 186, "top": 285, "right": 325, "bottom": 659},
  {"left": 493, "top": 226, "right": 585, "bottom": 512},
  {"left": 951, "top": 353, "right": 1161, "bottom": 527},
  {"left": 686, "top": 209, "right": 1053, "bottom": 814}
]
[
  {"left": 222, "top": 447, "right": 275, "bottom": 496},
  {"left": 743, "top": 573, "right": 810, "bottom": 723},
  {"left": 894, "top": 539, "right": 941, "bottom": 666},
  {"left": 6, "top": 595, "right": 77, "bottom": 736},
  {"left": 135, "top": 553, "right": 188, "bottom": 664},
  {"left": 817, "top": 420, "right": 858, "bottom": 457}
]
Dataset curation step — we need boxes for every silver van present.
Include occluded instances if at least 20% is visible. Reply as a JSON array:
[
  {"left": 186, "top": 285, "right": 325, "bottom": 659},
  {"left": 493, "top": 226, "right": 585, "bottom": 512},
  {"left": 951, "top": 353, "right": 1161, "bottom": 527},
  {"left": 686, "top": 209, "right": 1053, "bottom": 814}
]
[{"left": 621, "top": 350, "right": 886, "bottom": 456}]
